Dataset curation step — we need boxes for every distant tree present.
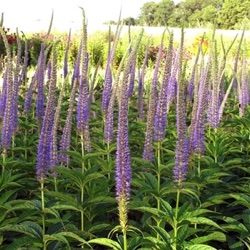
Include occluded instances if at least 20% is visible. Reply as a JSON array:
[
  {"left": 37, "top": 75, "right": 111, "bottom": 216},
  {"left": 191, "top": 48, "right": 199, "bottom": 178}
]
[
  {"left": 139, "top": 1, "right": 157, "bottom": 26},
  {"left": 122, "top": 17, "right": 137, "bottom": 26},
  {"left": 217, "top": 0, "right": 250, "bottom": 29},
  {"left": 168, "top": 0, "right": 222, "bottom": 27},
  {"left": 153, "top": 0, "right": 175, "bottom": 26}
]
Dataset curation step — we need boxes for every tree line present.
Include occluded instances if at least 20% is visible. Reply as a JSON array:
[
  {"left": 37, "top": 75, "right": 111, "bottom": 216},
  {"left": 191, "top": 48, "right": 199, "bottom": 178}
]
[{"left": 107, "top": 0, "right": 250, "bottom": 30}]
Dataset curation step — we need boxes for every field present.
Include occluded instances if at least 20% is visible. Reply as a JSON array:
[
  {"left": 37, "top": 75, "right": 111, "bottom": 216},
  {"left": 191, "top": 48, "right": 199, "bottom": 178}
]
[{"left": 0, "top": 10, "right": 250, "bottom": 250}]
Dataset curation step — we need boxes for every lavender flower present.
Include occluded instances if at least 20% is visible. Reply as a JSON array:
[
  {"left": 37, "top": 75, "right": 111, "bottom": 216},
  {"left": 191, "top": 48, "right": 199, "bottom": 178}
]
[
  {"left": 24, "top": 74, "right": 36, "bottom": 114},
  {"left": 59, "top": 80, "right": 76, "bottom": 165},
  {"left": 173, "top": 29, "right": 189, "bottom": 186},
  {"left": 127, "top": 56, "right": 136, "bottom": 98},
  {"left": 0, "top": 69, "right": 8, "bottom": 117},
  {"left": 143, "top": 30, "right": 166, "bottom": 161},
  {"left": 36, "top": 51, "right": 57, "bottom": 180},
  {"left": 238, "top": 39, "right": 249, "bottom": 117},
  {"left": 71, "top": 39, "right": 82, "bottom": 85},
  {"left": 104, "top": 46, "right": 130, "bottom": 144},
  {"left": 116, "top": 29, "right": 143, "bottom": 233},
  {"left": 189, "top": 55, "right": 212, "bottom": 155},
  {"left": 207, "top": 41, "right": 220, "bottom": 129},
  {"left": 76, "top": 9, "right": 91, "bottom": 152},
  {"left": 64, "top": 29, "right": 71, "bottom": 79},
  {"left": 1, "top": 64, "right": 13, "bottom": 149},
  {"left": 36, "top": 43, "right": 46, "bottom": 126},
  {"left": 102, "top": 23, "right": 122, "bottom": 114},
  {"left": 154, "top": 32, "right": 173, "bottom": 142},
  {"left": 20, "top": 38, "right": 29, "bottom": 82},
  {"left": 0, "top": 26, "right": 14, "bottom": 149},
  {"left": 48, "top": 47, "right": 60, "bottom": 171},
  {"left": 137, "top": 41, "right": 149, "bottom": 120},
  {"left": 12, "top": 29, "right": 22, "bottom": 132}
]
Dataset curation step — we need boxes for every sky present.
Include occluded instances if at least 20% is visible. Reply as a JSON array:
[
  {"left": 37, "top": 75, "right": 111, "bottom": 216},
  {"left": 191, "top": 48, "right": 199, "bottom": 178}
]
[{"left": 1, "top": 0, "right": 180, "bottom": 33}]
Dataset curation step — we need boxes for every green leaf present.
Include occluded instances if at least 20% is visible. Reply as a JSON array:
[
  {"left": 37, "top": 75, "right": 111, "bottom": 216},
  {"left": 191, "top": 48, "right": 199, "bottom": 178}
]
[
  {"left": 88, "top": 238, "right": 122, "bottom": 250},
  {"left": 83, "top": 151, "right": 108, "bottom": 161},
  {"left": 132, "top": 206, "right": 165, "bottom": 219},
  {"left": 185, "top": 217, "right": 222, "bottom": 230},
  {"left": 187, "top": 244, "right": 217, "bottom": 250},
  {"left": 63, "top": 150, "right": 83, "bottom": 163},
  {"left": 0, "top": 222, "right": 42, "bottom": 239},
  {"left": 59, "top": 231, "right": 89, "bottom": 245},
  {"left": 0, "top": 189, "right": 18, "bottom": 204},
  {"left": 3, "top": 236, "right": 43, "bottom": 250},
  {"left": 44, "top": 233, "right": 69, "bottom": 246},
  {"left": 190, "top": 231, "right": 226, "bottom": 244},
  {"left": 230, "top": 193, "right": 250, "bottom": 208},
  {"left": 242, "top": 209, "right": 250, "bottom": 231},
  {"left": 151, "top": 226, "right": 172, "bottom": 248}
]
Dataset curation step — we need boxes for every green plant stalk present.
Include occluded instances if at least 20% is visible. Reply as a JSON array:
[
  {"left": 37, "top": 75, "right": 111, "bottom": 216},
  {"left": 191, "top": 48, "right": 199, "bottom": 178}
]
[
  {"left": 156, "top": 141, "right": 161, "bottom": 240},
  {"left": 53, "top": 176, "right": 58, "bottom": 192},
  {"left": 40, "top": 178, "right": 46, "bottom": 250},
  {"left": 123, "top": 230, "right": 127, "bottom": 250},
  {"left": 197, "top": 153, "right": 201, "bottom": 178},
  {"left": 173, "top": 188, "right": 180, "bottom": 250},
  {"left": 107, "top": 141, "right": 110, "bottom": 179},
  {"left": 2, "top": 148, "right": 7, "bottom": 177},
  {"left": 80, "top": 132, "right": 85, "bottom": 233},
  {"left": 24, "top": 117, "right": 28, "bottom": 160}
]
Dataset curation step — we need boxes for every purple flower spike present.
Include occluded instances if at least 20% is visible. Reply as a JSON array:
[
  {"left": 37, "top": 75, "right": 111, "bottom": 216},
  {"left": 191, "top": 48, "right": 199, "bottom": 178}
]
[
  {"left": 36, "top": 48, "right": 57, "bottom": 180},
  {"left": 154, "top": 33, "right": 173, "bottom": 142},
  {"left": 59, "top": 81, "right": 76, "bottom": 165},
  {"left": 173, "top": 29, "right": 189, "bottom": 186},
  {"left": 36, "top": 43, "right": 46, "bottom": 125},
  {"left": 143, "top": 33, "right": 165, "bottom": 161}
]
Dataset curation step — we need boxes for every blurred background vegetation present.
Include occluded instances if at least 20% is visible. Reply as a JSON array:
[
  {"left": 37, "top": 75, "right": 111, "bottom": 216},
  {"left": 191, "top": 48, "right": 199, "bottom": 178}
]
[{"left": 107, "top": 0, "right": 250, "bottom": 30}]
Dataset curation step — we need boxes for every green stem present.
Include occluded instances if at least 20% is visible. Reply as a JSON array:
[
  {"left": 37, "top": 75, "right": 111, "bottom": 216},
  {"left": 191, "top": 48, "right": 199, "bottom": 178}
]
[
  {"left": 54, "top": 177, "right": 58, "bottom": 192},
  {"left": 123, "top": 230, "right": 127, "bottom": 250},
  {"left": 80, "top": 133, "right": 85, "bottom": 174},
  {"left": 2, "top": 148, "right": 6, "bottom": 177},
  {"left": 81, "top": 185, "right": 84, "bottom": 232},
  {"left": 24, "top": 116, "right": 28, "bottom": 160},
  {"left": 107, "top": 141, "right": 110, "bottom": 179},
  {"left": 80, "top": 132, "right": 85, "bottom": 234},
  {"left": 197, "top": 153, "right": 201, "bottom": 178},
  {"left": 156, "top": 141, "right": 161, "bottom": 240},
  {"left": 173, "top": 188, "right": 180, "bottom": 250},
  {"left": 40, "top": 178, "right": 46, "bottom": 250}
]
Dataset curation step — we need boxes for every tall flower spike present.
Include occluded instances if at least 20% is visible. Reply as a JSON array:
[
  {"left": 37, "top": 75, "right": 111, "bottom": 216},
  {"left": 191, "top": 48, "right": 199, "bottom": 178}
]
[
  {"left": 116, "top": 29, "right": 143, "bottom": 234},
  {"left": 64, "top": 29, "right": 71, "bottom": 79},
  {"left": 137, "top": 40, "right": 149, "bottom": 120},
  {"left": 173, "top": 28, "right": 189, "bottom": 186},
  {"left": 143, "top": 29, "right": 166, "bottom": 161},
  {"left": 0, "top": 26, "right": 14, "bottom": 149},
  {"left": 20, "top": 36, "right": 29, "bottom": 82},
  {"left": 36, "top": 43, "right": 46, "bottom": 126},
  {"left": 102, "top": 20, "right": 122, "bottom": 114},
  {"left": 48, "top": 46, "right": 60, "bottom": 171},
  {"left": 76, "top": 8, "right": 91, "bottom": 152},
  {"left": 104, "top": 46, "right": 130, "bottom": 144},
  {"left": 239, "top": 39, "right": 249, "bottom": 117},
  {"left": 0, "top": 69, "right": 8, "bottom": 117},
  {"left": 154, "top": 32, "right": 174, "bottom": 142},
  {"left": 12, "top": 29, "right": 22, "bottom": 132},
  {"left": 59, "top": 80, "right": 77, "bottom": 166},
  {"left": 71, "top": 38, "right": 82, "bottom": 85},
  {"left": 36, "top": 47, "right": 57, "bottom": 180},
  {"left": 24, "top": 74, "right": 36, "bottom": 114},
  {"left": 190, "top": 54, "right": 212, "bottom": 155},
  {"left": 208, "top": 40, "right": 220, "bottom": 128},
  {"left": 127, "top": 24, "right": 137, "bottom": 98},
  {"left": 186, "top": 34, "right": 203, "bottom": 102}
]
